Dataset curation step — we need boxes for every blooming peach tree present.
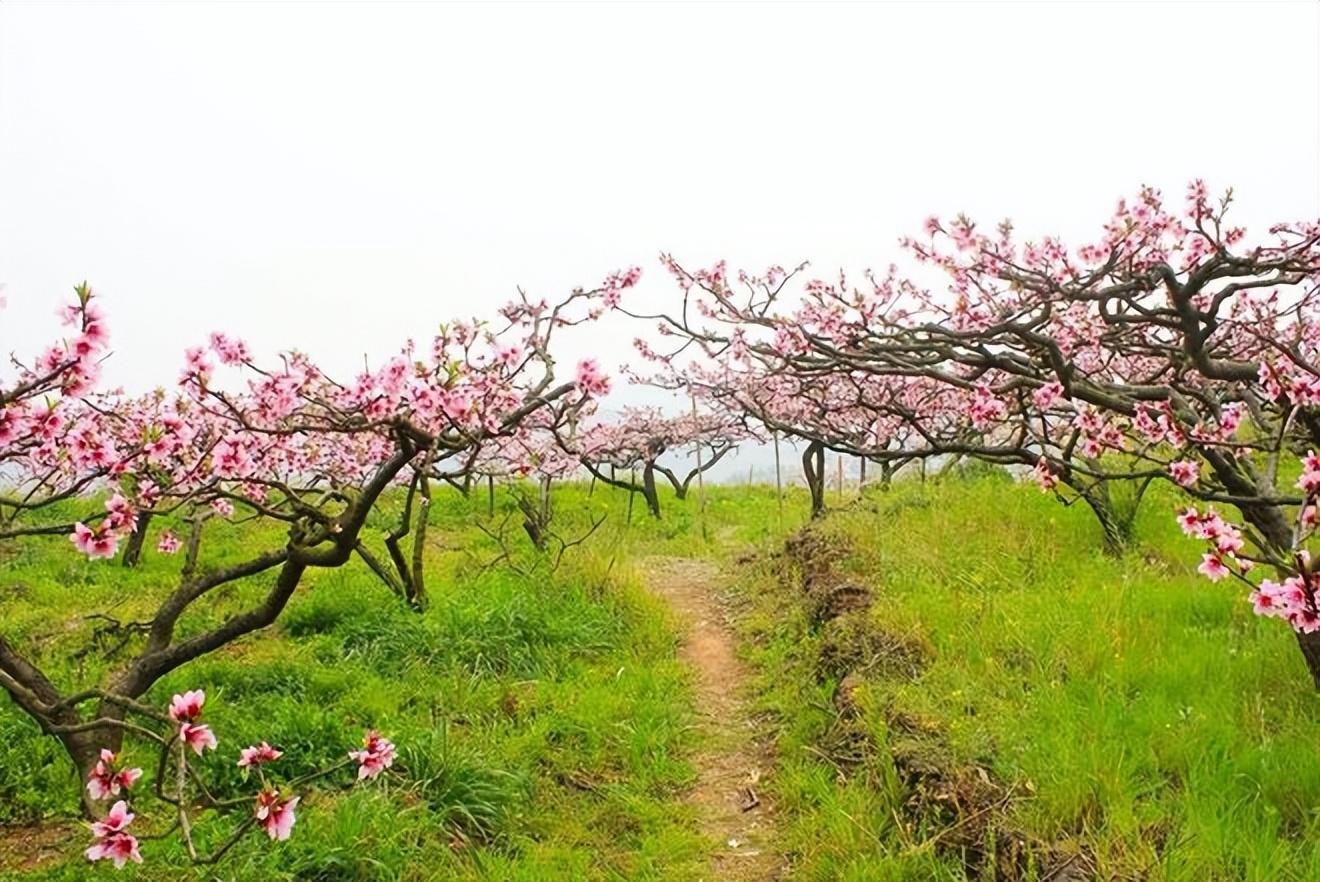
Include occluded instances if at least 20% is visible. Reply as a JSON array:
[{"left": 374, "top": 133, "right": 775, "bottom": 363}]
[
  {"left": 568, "top": 407, "right": 742, "bottom": 518},
  {"left": 625, "top": 185, "right": 1320, "bottom": 684},
  {"left": 0, "top": 268, "right": 638, "bottom": 860}
]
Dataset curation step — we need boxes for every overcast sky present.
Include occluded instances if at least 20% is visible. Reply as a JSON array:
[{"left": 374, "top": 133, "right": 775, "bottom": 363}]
[{"left": 2, "top": 1, "right": 1318, "bottom": 477}]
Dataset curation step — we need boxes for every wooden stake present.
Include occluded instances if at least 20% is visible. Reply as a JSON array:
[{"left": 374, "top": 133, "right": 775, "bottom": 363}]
[
  {"left": 626, "top": 467, "right": 636, "bottom": 525},
  {"left": 691, "top": 395, "right": 707, "bottom": 540},
  {"left": 773, "top": 430, "right": 784, "bottom": 526},
  {"left": 487, "top": 474, "right": 495, "bottom": 518}
]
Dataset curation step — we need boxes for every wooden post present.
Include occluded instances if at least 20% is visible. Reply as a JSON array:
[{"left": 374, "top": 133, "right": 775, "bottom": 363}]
[
  {"left": 626, "top": 467, "right": 636, "bottom": 525},
  {"left": 859, "top": 456, "right": 867, "bottom": 493},
  {"left": 691, "top": 396, "right": 707, "bottom": 540},
  {"left": 487, "top": 475, "right": 495, "bottom": 518},
  {"left": 773, "top": 430, "right": 784, "bottom": 526},
  {"left": 836, "top": 455, "right": 844, "bottom": 501}
]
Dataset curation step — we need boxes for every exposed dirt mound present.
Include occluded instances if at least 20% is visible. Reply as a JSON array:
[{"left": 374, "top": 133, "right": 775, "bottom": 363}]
[
  {"left": 768, "top": 524, "right": 1093, "bottom": 882},
  {"left": 816, "top": 612, "right": 931, "bottom": 682}
]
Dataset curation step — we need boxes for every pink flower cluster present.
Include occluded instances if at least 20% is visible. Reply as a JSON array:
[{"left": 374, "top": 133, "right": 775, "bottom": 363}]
[
  {"left": 1032, "top": 458, "right": 1059, "bottom": 492},
  {"left": 968, "top": 385, "right": 1006, "bottom": 430},
  {"left": 85, "top": 800, "right": 142, "bottom": 869},
  {"left": 1178, "top": 507, "right": 1248, "bottom": 582},
  {"left": 348, "top": 730, "right": 396, "bottom": 780},
  {"left": 1249, "top": 574, "right": 1320, "bottom": 632},
  {"left": 70, "top": 494, "right": 137, "bottom": 560},
  {"left": 574, "top": 359, "right": 611, "bottom": 397},
  {"left": 169, "top": 689, "right": 218, "bottom": 755},
  {"left": 86, "top": 749, "right": 143, "bottom": 802},
  {"left": 1299, "top": 451, "right": 1320, "bottom": 495}
]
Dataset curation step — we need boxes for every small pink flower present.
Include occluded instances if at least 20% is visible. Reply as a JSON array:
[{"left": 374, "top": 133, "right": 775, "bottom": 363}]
[
  {"left": 86, "top": 749, "right": 143, "bottom": 801},
  {"left": 156, "top": 530, "right": 181, "bottom": 554},
  {"left": 1298, "top": 451, "right": 1320, "bottom": 495},
  {"left": 1197, "top": 553, "right": 1230, "bottom": 582},
  {"left": 1031, "top": 458, "right": 1058, "bottom": 492},
  {"left": 1168, "top": 460, "right": 1199, "bottom": 488},
  {"left": 85, "top": 832, "right": 142, "bottom": 869},
  {"left": 70, "top": 522, "right": 119, "bottom": 560},
  {"left": 254, "top": 790, "right": 299, "bottom": 841},
  {"left": 169, "top": 689, "right": 205, "bottom": 722},
  {"left": 574, "top": 359, "right": 611, "bottom": 397},
  {"left": 349, "top": 730, "right": 396, "bottom": 780},
  {"left": 238, "top": 741, "right": 283, "bottom": 768},
  {"left": 179, "top": 722, "right": 217, "bottom": 755},
  {"left": 1032, "top": 381, "right": 1065, "bottom": 410}
]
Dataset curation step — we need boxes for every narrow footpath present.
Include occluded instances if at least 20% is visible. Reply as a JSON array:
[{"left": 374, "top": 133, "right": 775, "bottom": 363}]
[{"left": 640, "top": 556, "right": 783, "bottom": 882}]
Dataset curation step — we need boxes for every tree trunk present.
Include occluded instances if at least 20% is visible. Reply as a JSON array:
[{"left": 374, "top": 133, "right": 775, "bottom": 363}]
[
  {"left": 1078, "top": 485, "right": 1129, "bottom": 556},
  {"left": 803, "top": 440, "right": 826, "bottom": 518},
  {"left": 120, "top": 512, "right": 152, "bottom": 567},
  {"left": 1295, "top": 631, "right": 1320, "bottom": 690},
  {"left": 642, "top": 463, "right": 661, "bottom": 519}
]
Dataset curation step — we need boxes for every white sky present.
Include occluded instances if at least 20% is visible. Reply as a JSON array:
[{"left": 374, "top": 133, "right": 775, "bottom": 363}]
[{"left": 2, "top": 1, "right": 1318, "bottom": 478}]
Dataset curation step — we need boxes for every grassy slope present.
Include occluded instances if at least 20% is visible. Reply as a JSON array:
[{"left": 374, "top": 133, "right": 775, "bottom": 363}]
[
  {"left": 0, "top": 483, "right": 736, "bottom": 882},
  {"left": 2, "top": 475, "right": 1319, "bottom": 880},
  {"left": 735, "top": 475, "right": 1320, "bottom": 882}
]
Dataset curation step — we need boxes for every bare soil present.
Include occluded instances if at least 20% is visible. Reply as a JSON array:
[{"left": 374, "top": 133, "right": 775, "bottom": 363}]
[{"left": 640, "top": 557, "right": 783, "bottom": 882}]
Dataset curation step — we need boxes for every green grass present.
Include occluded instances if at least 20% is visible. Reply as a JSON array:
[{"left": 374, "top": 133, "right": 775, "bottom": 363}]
[
  {"left": 4, "top": 474, "right": 1320, "bottom": 880},
  {"left": 0, "top": 482, "right": 722, "bottom": 881},
  {"left": 734, "top": 475, "right": 1320, "bottom": 881}
]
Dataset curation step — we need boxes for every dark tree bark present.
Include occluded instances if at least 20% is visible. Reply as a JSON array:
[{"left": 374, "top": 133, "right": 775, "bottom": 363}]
[
  {"left": 803, "top": 440, "right": 826, "bottom": 518},
  {"left": 641, "top": 463, "right": 661, "bottom": 519},
  {"left": 119, "top": 512, "right": 153, "bottom": 567}
]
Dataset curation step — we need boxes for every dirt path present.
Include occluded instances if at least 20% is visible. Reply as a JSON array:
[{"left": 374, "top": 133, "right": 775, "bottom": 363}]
[{"left": 640, "top": 557, "right": 783, "bottom": 882}]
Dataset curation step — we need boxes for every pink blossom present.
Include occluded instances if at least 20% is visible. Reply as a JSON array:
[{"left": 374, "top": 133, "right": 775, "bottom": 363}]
[
  {"left": 968, "top": 385, "right": 1006, "bottom": 430},
  {"left": 86, "top": 750, "right": 143, "bottom": 801},
  {"left": 156, "top": 531, "right": 180, "bottom": 554},
  {"left": 1298, "top": 451, "right": 1320, "bottom": 495},
  {"left": 70, "top": 522, "right": 119, "bottom": 560},
  {"left": 238, "top": 741, "right": 283, "bottom": 768},
  {"left": 85, "top": 800, "right": 142, "bottom": 868},
  {"left": 1168, "top": 460, "right": 1199, "bottom": 487},
  {"left": 1031, "top": 457, "right": 1058, "bottom": 491},
  {"left": 349, "top": 730, "right": 396, "bottom": 780},
  {"left": 208, "top": 332, "right": 250, "bottom": 365},
  {"left": 86, "top": 831, "right": 141, "bottom": 869},
  {"left": 169, "top": 690, "right": 206, "bottom": 722},
  {"left": 1032, "top": 381, "right": 1065, "bottom": 410},
  {"left": 574, "top": 359, "right": 611, "bottom": 397},
  {"left": 179, "top": 722, "right": 217, "bottom": 755},
  {"left": 254, "top": 790, "right": 299, "bottom": 841},
  {"left": 1197, "top": 553, "right": 1230, "bottom": 582}
]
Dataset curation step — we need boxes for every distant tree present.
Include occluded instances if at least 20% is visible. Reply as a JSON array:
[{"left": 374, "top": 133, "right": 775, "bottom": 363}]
[{"left": 568, "top": 407, "right": 741, "bottom": 518}]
